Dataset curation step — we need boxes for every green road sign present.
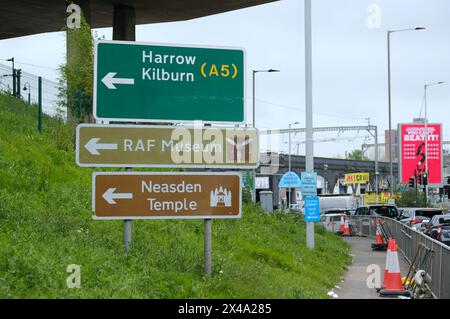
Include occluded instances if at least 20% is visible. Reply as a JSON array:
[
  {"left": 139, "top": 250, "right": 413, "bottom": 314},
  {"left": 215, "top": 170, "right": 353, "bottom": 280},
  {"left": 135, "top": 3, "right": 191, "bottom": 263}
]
[
  {"left": 94, "top": 40, "right": 246, "bottom": 123},
  {"left": 76, "top": 124, "right": 259, "bottom": 168}
]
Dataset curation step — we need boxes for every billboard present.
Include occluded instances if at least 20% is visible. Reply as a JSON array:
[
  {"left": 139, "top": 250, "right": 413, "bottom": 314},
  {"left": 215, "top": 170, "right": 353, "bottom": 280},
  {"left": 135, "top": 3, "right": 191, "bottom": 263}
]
[
  {"left": 399, "top": 123, "right": 443, "bottom": 186},
  {"left": 344, "top": 173, "right": 370, "bottom": 185}
]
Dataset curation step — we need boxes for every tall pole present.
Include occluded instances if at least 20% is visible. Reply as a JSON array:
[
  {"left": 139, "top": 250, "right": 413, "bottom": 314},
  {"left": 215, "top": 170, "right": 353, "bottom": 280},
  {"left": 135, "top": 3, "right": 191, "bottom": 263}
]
[
  {"left": 252, "top": 71, "right": 256, "bottom": 204},
  {"left": 252, "top": 71, "right": 256, "bottom": 128},
  {"left": 424, "top": 86, "right": 429, "bottom": 206},
  {"left": 8, "top": 58, "right": 16, "bottom": 97},
  {"left": 423, "top": 81, "right": 445, "bottom": 207},
  {"left": 374, "top": 126, "right": 379, "bottom": 203},
  {"left": 387, "top": 31, "right": 394, "bottom": 195},
  {"left": 387, "top": 27, "right": 425, "bottom": 196},
  {"left": 424, "top": 84, "right": 428, "bottom": 174},
  {"left": 288, "top": 123, "right": 292, "bottom": 207},
  {"left": 38, "top": 77, "right": 42, "bottom": 133},
  {"left": 305, "top": 0, "right": 314, "bottom": 250},
  {"left": 16, "top": 69, "right": 22, "bottom": 99},
  {"left": 252, "top": 69, "right": 279, "bottom": 204}
]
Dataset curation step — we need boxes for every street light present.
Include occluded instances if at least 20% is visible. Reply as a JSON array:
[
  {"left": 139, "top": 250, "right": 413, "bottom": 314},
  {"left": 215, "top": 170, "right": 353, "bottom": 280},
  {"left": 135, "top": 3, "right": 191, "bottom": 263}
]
[
  {"left": 23, "top": 82, "right": 31, "bottom": 104},
  {"left": 387, "top": 27, "right": 425, "bottom": 195},
  {"left": 252, "top": 69, "right": 280, "bottom": 128},
  {"left": 288, "top": 121, "right": 300, "bottom": 206},
  {"left": 251, "top": 69, "right": 280, "bottom": 204},
  {"left": 6, "top": 57, "right": 15, "bottom": 96},
  {"left": 423, "top": 81, "right": 445, "bottom": 205}
]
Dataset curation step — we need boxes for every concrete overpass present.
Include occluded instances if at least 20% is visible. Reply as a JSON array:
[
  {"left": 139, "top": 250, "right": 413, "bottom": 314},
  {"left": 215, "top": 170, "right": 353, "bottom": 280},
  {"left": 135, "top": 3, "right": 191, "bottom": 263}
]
[
  {"left": 257, "top": 153, "right": 399, "bottom": 208},
  {"left": 1, "top": 0, "right": 278, "bottom": 39}
]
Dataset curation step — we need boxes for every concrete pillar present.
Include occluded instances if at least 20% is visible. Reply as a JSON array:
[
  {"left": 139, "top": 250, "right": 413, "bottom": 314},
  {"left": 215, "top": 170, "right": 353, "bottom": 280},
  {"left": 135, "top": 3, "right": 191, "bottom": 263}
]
[
  {"left": 66, "top": 0, "right": 92, "bottom": 125},
  {"left": 113, "top": 5, "right": 136, "bottom": 41}
]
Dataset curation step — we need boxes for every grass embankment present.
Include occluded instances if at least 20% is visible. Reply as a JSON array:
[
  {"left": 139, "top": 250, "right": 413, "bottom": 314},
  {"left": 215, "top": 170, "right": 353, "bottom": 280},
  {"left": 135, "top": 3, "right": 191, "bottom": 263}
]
[{"left": 0, "top": 93, "right": 350, "bottom": 298}]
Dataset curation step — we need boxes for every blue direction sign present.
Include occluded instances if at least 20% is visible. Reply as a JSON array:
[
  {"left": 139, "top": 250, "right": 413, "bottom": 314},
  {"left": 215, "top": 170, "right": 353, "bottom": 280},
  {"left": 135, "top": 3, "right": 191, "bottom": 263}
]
[
  {"left": 278, "top": 171, "right": 302, "bottom": 188},
  {"left": 301, "top": 172, "right": 317, "bottom": 197},
  {"left": 304, "top": 197, "right": 321, "bottom": 222}
]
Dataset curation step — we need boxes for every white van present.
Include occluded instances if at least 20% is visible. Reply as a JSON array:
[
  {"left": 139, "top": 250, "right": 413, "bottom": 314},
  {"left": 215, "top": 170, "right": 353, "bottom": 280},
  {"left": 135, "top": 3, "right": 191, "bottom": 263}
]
[{"left": 319, "top": 195, "right": 358, "bottom": 212}]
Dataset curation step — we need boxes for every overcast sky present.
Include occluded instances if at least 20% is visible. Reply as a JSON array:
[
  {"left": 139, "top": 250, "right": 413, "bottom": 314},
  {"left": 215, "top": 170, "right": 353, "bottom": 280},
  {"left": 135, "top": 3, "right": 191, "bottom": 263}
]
[{"left": 0, "top": 0, "right": 449, "bottom": 158}]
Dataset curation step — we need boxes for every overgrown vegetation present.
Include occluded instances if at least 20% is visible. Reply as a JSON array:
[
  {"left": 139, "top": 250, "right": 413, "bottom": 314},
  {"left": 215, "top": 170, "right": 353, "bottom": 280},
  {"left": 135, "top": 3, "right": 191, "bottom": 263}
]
[
  {"left": 57, "top": 13, "right": 95, "bottom": 124},
  {"left": 346, "top": 149, "right": 369, "bottom": 161},
  {"left": 0, "top": 94, "right": 350, "bottom": 298},
  {"left": 396, "top": 189, "right": 427, "bottom": 207}
]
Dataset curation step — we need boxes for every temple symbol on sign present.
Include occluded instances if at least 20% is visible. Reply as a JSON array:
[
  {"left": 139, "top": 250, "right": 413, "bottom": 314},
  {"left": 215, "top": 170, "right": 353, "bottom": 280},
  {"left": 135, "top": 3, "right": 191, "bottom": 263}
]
[
  {"left": 210, "top": 186, "right": 232, "bottom": 207},
  {"left": 226, "top": 135, "right": 252, "bottom": 163}
]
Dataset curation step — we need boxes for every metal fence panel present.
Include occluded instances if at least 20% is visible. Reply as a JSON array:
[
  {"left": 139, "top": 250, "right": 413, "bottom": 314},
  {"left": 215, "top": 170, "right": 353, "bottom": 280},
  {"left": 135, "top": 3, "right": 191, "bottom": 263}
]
[{"left": 347, "top": 215, "right": 450, "bottom": 299}]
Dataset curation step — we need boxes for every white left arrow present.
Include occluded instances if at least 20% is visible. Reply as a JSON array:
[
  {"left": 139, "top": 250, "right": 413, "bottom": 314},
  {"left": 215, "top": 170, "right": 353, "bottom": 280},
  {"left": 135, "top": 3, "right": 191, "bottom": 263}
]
[
  {"left": 101, "top": 72, "right": 135, "bottom": 89},
  {"left": 102, "top": 188, "right": 133, "bottom": 205},
  {"left": 84, "top": 138, "right": 118, "bottom": 155}
]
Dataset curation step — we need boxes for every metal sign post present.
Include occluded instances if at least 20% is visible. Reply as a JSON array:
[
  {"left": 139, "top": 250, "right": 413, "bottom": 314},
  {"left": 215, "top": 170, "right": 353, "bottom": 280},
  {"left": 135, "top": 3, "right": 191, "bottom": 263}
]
[
  {"left": 124, "top": 167, "right": 132, "bottom": 253},
  {"left": 204, "top": 219, "right": 212, "bottom": 276},
  {"left": 304, "top": 0, "right": 315, "bottom": 249}
]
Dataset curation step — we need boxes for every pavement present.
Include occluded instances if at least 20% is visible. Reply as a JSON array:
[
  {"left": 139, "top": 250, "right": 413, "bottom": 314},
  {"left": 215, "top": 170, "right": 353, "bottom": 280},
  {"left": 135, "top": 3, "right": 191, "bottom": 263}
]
[{"left": 337, "top": 236, "right": 411, "bottom": 299}]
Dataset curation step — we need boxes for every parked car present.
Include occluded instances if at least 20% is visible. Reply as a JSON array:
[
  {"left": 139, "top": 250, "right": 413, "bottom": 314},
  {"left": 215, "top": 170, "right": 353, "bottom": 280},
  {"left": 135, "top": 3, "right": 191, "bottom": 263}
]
[
  {"left": 399, "top": 208, "right": 444, "bottom": 231},
  {"left": 321, "top": 213, "right": 343, "bottom": 233},
  {"left": 321, "top": 208, "right": 352, "bottom": 216},
  {"left": 354, "top": 205, "right": 399, "bottom": 219},
  {"left": 399, "top": 215, "right": 430, "bottom": 231},
  {"left": 424, "top": 214, "right": 450, "bottom": 245}
]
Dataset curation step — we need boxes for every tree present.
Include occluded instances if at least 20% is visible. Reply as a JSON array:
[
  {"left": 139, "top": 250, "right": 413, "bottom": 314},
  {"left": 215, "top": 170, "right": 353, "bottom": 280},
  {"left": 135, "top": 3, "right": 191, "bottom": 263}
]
[
  {"left": 346, "top": 149, "right": 369, "bottom": 161},
  {"left": 397, "top": 189, "right": 427, "bottom": 208},
  {"left": 57, "top": 13, "right": 95, "bottom": 125}
]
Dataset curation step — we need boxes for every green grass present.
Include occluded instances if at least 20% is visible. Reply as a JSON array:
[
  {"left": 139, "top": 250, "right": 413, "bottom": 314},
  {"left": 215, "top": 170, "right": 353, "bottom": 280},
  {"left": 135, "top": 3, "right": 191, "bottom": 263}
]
[{"left": 0, "top": 93, "right": 351, "bottom": 298}]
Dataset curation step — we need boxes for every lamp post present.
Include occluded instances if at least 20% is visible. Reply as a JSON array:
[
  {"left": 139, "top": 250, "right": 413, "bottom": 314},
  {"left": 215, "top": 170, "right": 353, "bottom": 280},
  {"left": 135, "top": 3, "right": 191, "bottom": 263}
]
[
  {"left": 252, "top": 69, "right": 280, "bottom": 203},
  {"left": 288, "top": 121, "right": 300, "bottom": 207},
  {"left": 387, "top": 27, "right": 425, "bottom": 195},
  {"left": 6, "top": 57, "right": 15, "bottom": 96},
  {"left": 423, "top": 81, "right": 445, "bottom": 205},
  {"left": 23, "top": 82, "right": 31, "bottom": 104},
  {"left": 252, "top": 69, "right": 280, "bottom": 128}
]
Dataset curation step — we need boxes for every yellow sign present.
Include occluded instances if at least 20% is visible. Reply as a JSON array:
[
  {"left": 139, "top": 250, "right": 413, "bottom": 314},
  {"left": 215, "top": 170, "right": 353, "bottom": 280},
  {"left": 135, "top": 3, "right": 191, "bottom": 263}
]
[
  {"left": 344, "top": 173, "right": 370, "bottom": 185},
  {"left": 364, "top": 192, "right": 392, "bottom": 204}
]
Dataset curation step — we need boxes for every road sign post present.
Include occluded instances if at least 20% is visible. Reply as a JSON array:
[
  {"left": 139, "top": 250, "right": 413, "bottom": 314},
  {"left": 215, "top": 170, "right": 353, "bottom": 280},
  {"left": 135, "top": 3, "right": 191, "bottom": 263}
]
[
  {"left": 305, "top": 0, "right": 315, "bottom": 250},
  {"left": 94, "top": 41, "right": 245, "bottom": 124},
  {"left": 124, "top": 167, "right": 132, "bottom": 253},
  {"left": 76, "top": 124, "right": 258, "bottom": 169},
  {"left": 204, "top": 218, "right": 212, "bottom": 276}
]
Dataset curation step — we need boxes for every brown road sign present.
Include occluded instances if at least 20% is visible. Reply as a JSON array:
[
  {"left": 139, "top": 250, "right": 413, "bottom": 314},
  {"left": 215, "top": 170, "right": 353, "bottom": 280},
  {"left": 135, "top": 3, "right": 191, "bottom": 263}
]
[
  {"left": 92, "top": 172, "right": 242, "bottom": 219},
  {"left": 76, "top": 124, "right": 258, "bottom": 168}
]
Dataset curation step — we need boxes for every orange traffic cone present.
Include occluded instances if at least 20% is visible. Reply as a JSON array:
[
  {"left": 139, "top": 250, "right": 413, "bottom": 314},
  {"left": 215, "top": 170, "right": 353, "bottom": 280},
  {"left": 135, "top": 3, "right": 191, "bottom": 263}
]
[
  {"left": 371, "top": 218, "right": 387, "bottom": 251},
  {"left": 379, "top": 239, "right": 411, "bottom": 297},
  {"left": 342, "top": 215, "right": 351, "bottom": 236},
  {"left": 337, "top": 213, "right": 345, "bottom": 235},
  {"left": 376, "top": 239, "right": 392, "bottom": 293}
]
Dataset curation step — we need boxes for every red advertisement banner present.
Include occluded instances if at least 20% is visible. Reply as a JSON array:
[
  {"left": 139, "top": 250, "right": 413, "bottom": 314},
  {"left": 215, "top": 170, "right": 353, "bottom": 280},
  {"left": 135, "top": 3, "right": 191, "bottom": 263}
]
[{"left": 400, "top": 123, "right": 442, "bottom": 185}]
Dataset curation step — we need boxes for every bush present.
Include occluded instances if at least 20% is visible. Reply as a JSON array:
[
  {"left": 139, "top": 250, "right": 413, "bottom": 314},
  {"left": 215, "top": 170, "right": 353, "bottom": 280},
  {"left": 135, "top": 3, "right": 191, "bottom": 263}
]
[{"left": 397, "top": 189, "right": 427, "bottom": 207}]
